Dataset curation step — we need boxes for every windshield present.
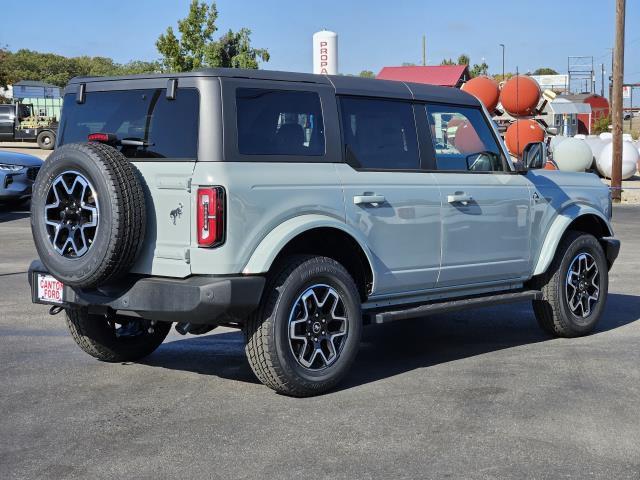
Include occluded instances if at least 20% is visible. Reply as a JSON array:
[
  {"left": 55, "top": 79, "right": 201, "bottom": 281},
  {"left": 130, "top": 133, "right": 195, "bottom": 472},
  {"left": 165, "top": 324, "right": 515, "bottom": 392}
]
[{"left": 58, "top": 88, "right": 199, "bottom": 159}]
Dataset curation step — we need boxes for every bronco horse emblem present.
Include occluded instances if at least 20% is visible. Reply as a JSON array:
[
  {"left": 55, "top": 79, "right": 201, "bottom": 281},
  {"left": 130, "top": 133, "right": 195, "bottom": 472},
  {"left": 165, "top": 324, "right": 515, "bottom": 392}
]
[{"left": 169, "top": 202, "right": 184, "bottom": 225}]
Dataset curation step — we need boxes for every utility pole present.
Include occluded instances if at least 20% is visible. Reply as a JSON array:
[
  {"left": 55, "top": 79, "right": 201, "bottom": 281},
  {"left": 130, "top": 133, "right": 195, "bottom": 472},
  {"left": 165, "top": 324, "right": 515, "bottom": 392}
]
[
  {"left": 422, "top": 35, "right": 426, "bottom": 66},
  {"left": 611, "top": 0, "right": 626, "bottom": 202},
  {"left": 601, "top": 63, "right": 605, "bottom": 97},
  {"left": 609, "top": 48, "right": 614, "bottom": 100},
  {"left": 499, "top": 44, "right": 505, "bottom": 81}
]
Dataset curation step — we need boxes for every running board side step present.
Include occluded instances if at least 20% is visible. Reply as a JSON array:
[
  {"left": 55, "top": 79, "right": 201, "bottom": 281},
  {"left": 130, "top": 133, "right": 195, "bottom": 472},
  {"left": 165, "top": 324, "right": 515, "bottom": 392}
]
[{"left": 371, "top": 290, "right": 542, "bottom": 324}]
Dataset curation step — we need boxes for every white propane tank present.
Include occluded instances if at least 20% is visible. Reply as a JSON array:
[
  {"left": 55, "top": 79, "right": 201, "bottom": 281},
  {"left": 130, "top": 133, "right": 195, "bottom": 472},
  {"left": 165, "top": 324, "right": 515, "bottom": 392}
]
[
  {"left": 584, "top": 136, "right": 607, "bottom": 170},
  {"left": 599, "top": 132, "right": 613, "bottom": 141},
  {"left": 574, "top": 134, "right": 586, "bottom": 139},
  {"left": 549, "top": 135, "right": 567, "bottom": 153},
  {"left": 313, "top": 30, "right": 338, "bottom": 75},
  {"left": 597, "top": 141, "right": 639, "bottom": 179},
  {"left": 553, "top": 137, "right": 593, "bottom": 172},
  {"left": 623, "top": 133, "right": 633, "bottom": 142}
]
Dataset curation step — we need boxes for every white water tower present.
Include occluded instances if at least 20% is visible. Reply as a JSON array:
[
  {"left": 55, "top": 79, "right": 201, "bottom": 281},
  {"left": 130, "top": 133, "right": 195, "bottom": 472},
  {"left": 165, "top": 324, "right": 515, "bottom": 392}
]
[{"left": 313, "top": 30, "right": 338, "bottom": 75}]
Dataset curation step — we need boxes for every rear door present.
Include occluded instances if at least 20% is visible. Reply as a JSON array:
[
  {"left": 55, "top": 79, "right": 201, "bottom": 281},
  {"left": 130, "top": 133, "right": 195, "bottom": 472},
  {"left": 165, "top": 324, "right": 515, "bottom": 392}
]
[
  {"left": 422, "top": 103, "right": 532, "bottom": 288},
  {"left": 336, "top": 96, "right": 441, "bottom": 296},
  {"left": 57, "top": 81, "right": 202, "bottom": 277}
]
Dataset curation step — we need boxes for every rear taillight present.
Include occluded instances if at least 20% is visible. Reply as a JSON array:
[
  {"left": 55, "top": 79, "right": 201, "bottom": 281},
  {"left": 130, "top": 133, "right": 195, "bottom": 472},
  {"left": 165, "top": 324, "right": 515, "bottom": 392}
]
[{"left": 197, "top": 187, "right": 225, "bottom": 247}]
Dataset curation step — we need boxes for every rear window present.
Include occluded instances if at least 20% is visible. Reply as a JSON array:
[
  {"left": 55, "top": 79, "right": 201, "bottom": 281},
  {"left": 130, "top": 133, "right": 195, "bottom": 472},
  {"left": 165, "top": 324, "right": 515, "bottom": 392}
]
[
  {"left": 59, "top": 88, "right": 199, "bottom": 159},
  {"left": 236, "top": 88, "right": 325, "bottom": 156}
]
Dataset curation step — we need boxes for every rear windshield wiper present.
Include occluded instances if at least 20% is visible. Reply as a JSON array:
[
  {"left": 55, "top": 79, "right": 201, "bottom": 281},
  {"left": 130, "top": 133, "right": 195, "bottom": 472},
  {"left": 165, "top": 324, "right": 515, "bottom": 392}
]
[{"left": 121, "top": 137, "right": 154, "bottom": 147}]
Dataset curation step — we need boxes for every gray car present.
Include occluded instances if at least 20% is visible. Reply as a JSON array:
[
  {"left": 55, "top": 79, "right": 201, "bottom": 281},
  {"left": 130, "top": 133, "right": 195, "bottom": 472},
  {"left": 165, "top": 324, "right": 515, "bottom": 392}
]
[
  {"left": 27, "top": 69, "right": 620, "bottom": 396},
  {"left": 0, "top": 150, "right": 42, "bottom": 205}
]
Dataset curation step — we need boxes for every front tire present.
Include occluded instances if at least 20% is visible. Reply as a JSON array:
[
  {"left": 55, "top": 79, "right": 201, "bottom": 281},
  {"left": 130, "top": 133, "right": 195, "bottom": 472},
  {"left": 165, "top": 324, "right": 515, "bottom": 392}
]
[
  {"left": 244, "top": 255, "right": 362, "bottom": 397},
  {"left": 532, "top": 231, "right": 608, "bottom": 337},
  {"left": 66, "top": 308, "right": 171, "bottom": 362}
]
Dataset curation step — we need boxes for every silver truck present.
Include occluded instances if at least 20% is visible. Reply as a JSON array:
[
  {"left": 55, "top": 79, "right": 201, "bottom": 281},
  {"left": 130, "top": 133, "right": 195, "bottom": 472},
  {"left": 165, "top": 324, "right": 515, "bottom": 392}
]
[{"left": 28, "top": 69, "right": 620, "bottom": 396}]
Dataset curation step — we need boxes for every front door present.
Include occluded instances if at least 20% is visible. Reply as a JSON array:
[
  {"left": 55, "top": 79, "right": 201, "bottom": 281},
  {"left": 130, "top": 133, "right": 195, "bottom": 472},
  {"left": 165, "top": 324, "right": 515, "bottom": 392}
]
[
  {"left": 337, "top": 97, "right": 441, "bottom": 296},
  {"left": 423, "top": 103, "right": 532, "bottom": 288}
]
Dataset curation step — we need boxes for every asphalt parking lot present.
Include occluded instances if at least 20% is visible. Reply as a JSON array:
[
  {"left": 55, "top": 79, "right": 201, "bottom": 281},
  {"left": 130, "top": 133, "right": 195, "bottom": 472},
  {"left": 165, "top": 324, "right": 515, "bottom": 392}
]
[{"left": 1, "top": 204, "right": 639, "bottom": 480}]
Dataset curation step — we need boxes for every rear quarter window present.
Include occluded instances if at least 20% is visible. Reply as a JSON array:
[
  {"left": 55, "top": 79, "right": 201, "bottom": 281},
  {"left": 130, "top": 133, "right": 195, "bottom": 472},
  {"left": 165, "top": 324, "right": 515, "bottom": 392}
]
[
  {"left": 59, "top": 88, "right": 199, "bottom": 160},
  {"left": 236, "top": 88, "right": 325, "bottom": 156}
]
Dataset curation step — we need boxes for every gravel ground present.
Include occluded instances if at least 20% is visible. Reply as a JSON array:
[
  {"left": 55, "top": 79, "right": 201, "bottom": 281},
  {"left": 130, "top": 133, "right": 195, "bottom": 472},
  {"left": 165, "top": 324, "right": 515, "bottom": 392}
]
[{"left": 0, "top": 204, "right": 639, "bottom": 479}]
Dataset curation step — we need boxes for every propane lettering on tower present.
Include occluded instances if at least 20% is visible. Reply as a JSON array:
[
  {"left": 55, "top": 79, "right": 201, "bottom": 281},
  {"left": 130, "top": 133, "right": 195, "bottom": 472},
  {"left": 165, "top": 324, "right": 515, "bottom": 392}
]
[{"left": 313, "top": 30, "right": 338, "bottom": 75}]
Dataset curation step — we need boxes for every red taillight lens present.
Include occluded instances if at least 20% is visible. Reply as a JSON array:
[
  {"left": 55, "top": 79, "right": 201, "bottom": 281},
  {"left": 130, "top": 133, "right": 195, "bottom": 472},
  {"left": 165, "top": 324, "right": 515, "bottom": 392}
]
[
  {"left": 197, "top": 187, "right": 225, "bottom": 247},
  {"left": 88, "top": 132, "right": 117, "bottom": 144}
]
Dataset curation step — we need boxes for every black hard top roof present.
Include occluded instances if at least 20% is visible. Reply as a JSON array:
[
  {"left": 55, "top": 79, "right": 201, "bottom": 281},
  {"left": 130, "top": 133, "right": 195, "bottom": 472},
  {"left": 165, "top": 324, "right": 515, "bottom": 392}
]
[{"left": 68, "top": 67, "right": 480, "bottom": 106}]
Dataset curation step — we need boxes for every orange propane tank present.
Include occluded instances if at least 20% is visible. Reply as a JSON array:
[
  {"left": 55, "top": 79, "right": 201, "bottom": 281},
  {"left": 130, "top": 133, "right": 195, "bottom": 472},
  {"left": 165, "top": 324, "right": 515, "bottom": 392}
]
[
  {"left": 500, "top": 75, "right": 541, "bottom": 117},
  {"left": 453, "top": 121, "right": 485, "bottom": 153},
  {"left": 504, "top": 119, "right": 545, "bottom": 157},
  {"left": 462, "top": 76, "right": 500, "bottom": 111}
]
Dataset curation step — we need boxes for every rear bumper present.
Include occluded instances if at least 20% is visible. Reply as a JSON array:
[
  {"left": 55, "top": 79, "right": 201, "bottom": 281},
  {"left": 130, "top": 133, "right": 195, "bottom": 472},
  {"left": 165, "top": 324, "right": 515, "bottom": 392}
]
[
  {"left": 601, "top": 237, "right": 621, "bottom": 269},
  {"left": 28, "top": 260, "right": 265, "bottom": 324}
]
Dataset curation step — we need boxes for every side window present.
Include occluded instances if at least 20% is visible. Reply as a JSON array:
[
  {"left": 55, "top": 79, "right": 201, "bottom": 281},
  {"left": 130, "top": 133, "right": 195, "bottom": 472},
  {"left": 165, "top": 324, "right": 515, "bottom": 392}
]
[
  {"left": 425, "top": 104, "right": 504, "bottom": 172},
  {"left": 236, "top": 88, "right": 325, "bottom": 156},
  {"left": 339, "top": 97, "right": 420, "bottom": 170}
]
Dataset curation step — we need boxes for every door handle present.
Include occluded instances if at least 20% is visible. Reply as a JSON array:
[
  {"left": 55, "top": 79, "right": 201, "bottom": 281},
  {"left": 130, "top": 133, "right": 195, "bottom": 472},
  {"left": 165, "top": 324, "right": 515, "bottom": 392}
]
[
  {"left": 353, "top": 194, "right": 386, "bottom": 206},
  {"left": 447, "top": 192, "right": 473, "bottom": 205}
]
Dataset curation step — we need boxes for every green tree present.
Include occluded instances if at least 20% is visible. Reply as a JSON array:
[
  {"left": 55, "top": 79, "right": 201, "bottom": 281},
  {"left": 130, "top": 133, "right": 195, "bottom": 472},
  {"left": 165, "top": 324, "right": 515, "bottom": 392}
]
[
  {"left": 117, "top": 60, "right": 162, "bottom": 75},
  {"left": 470, "top": 61, "right": 489, "bottom": 77},
  {"left": 493, "top": 72, "right": 514, "bottom": 83},
  {"left": 206, "top": 28, "right": 269, "bottom": 69},
  {"left": 457, "top": 54, "right": 470, "bottom": 66},
  {"left": 532, "top": 67, "right": 558, "bottom": 75},
  {"left": 358, "top": 70, "right": 375, "bottom": 78},
  {"left": 0, "top": 47, "right": 10, "bottom": 88},
  {"left": 440, "top": 54, "right": 471, "bottom": 67},
  {"left": 0, "top": 48, "right": 160, "bottom": 87},
  {"left": 592, "top": 115, "right": 611, "bottom": 135},
  {"left": 156, "top": 0, "right": 218, "bottom": 72},
  {"left": 156, "top": 0, "right": 269, "bottom": 72}
]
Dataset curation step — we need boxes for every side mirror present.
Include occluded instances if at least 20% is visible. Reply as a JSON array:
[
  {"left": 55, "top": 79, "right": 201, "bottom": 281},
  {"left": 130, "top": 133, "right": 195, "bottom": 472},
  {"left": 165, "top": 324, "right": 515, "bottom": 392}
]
[{"left": 521, "top": 141, "right": 547, "bottom": 170}]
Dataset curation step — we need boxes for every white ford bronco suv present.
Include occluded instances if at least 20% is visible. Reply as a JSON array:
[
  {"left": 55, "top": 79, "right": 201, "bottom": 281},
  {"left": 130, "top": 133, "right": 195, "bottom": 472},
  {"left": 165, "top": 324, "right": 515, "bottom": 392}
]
[{"left": 28, "top": 69, "right": 620, "bottom": 396}]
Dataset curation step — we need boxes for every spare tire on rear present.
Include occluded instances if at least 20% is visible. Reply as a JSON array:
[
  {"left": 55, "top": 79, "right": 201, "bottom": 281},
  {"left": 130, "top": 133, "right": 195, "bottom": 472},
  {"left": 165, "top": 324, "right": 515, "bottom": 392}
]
[{"left": 31, "top": 142, "right": 146, "bottom": 288}]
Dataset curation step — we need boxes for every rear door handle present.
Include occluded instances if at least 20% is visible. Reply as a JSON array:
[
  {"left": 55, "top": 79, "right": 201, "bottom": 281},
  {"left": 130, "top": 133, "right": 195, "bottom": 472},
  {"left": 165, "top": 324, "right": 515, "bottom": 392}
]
[
  {"left": 353, "top": 194, "right": 386, "bottom": 206},
  {"left": 447, "top": 192, "right": 473, "bottom": 205}
]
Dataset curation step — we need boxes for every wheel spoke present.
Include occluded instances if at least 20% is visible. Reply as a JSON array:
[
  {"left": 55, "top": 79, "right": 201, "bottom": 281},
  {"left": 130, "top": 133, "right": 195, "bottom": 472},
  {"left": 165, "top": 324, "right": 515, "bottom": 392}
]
[
  {"left": 565, "top": 252, "right": 600, "bottom": 319},
  {"left": 288, "top": 284, "right": 348, "bottom": 371},
  {"left": 43, "top": 171, "right": 99, "bottom": 259}
]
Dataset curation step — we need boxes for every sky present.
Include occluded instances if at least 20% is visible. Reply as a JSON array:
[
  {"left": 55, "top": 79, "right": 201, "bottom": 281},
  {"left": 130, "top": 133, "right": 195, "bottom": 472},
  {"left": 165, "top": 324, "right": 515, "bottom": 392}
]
[{"left": 2, "top": 0, "right": 639, "bottom": 96}]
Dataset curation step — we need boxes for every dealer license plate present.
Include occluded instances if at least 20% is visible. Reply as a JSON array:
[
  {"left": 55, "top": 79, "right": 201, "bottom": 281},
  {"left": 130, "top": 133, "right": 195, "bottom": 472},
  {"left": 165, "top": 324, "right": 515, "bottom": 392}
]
[{"left": 36, "top": 274, "right": 64, "bottom": 304}]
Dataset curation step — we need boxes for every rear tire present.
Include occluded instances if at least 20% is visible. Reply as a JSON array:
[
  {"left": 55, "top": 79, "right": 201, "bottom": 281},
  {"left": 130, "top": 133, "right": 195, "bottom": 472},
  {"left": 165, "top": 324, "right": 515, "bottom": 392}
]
[
  {"left": 244, "top": 255, "right": 362, "bottom": 397},
  {"left": 65, "top": 308, "right": 171, "bottom": 362},
  {"left": 532, "top": 231, "right": 608, "bottom": 337},
  {"left": 37, "top": 131, "right": 55, "bottom": 150}
]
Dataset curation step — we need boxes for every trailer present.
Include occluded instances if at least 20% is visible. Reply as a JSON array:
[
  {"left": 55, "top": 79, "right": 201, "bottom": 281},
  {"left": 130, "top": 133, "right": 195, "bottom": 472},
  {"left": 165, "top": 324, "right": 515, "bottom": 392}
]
[
  {"left": 0, "top": 102, "right": 58, "bottom": 149},
  {"left": 0, "top": 80, "right": 61, "bottom": 150}
]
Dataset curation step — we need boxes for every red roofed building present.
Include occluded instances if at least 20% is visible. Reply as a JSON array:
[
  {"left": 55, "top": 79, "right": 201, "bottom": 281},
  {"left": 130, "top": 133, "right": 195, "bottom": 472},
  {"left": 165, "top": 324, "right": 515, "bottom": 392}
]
[{"left": 377, "top": 65, "right": 471, "bottom": 88}]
